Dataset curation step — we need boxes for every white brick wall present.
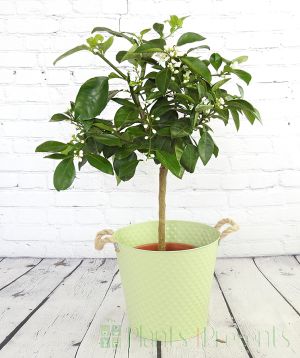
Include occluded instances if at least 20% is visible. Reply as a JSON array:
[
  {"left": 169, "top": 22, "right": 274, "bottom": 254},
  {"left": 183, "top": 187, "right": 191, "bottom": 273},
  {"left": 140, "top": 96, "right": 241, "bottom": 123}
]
[{"left": 1, "top": 0, "right": 300, "bottom": 258}]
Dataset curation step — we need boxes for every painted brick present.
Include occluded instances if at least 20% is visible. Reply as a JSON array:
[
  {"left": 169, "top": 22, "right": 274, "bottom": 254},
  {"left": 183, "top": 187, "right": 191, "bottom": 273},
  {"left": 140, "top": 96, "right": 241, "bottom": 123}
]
[{"left": 0, "top": 1, "right": 299, "bottom": 258}]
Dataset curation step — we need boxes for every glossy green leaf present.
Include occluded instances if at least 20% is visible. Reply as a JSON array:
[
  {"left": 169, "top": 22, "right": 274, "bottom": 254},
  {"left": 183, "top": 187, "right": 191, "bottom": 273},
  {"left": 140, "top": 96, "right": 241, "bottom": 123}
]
[
  {"left": 86, "top": 153, "right": 113, "bottom": 174},
  {"left": 187, "top": 45, "right": 210, "bottom": 54},
  {"left": 114, "top": 106, "right": 139, "bottom": 128},
  {"left": 92, "top": 27, "right": 135, "bottom": 44},
  {"left": 94, "top": 134, "right": 122, "bottom": 147},
  {"left": 180, "top": 144, "right": 198, "bottom": 173},
  {"left": 198, "top": 131, "right": 214, "bottom": 165},
  {"left": 230, "top": 108, "right": 240, "bottom": 130},
  {"left": 53, "top": 45, "right": 90, "bottom": 65},
  {"left": 181, "top": 57, "right": 211, "bottom": 82},
  {"left": 230, "top": 69, "right": 252, "bottom": 85},
  {"left": 44, "top": 153, "right": 68, "bottom": 160},
  {"left": 135, "top": 39, "right": 166, "bottom": 53},
  {"left": 35, "top": 141, "right": 67, "bottom": 153},
  {"left": 209, "top": 53, "right": 222, "bottom": 71},
  {"left": 50, "top": 113, "right": 70, "bottom": 122},
  {"left": 114, "top": 153, "right": 139, "bottom": 181},
  {"left": 101, "top": 36, "right": 114, "bottom": 53},
  {"left": 156, "top": 150, "right": 183, "bottom": 178},
  {"left": 170, "top": 121, "right": 192, "bottom": 138},
  {"left": 53, "top": 158, "right": 75, "bottom": 191},
  {"left": 177, "top": 32, "right": 205, "bottom": 46},
  {"left": 112, "top": 98, "right": 136, "bottom": 107},
  {"left": 212, "top": 78, "right": 230, "bottom": 91},
  {"left": 156, "top": 68, "right": 171, "bottom": 95},
  {"left": 74, "top": 77, "right": 108, "bottom": 120},
  {"left": 153, "top": 23, "right": 164, "bottom": 37}
]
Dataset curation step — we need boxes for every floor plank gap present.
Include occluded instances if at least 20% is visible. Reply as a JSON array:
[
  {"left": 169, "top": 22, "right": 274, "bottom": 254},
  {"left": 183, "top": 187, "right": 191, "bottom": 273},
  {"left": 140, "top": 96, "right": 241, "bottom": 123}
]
[
  {"left": 0, "top": 259, "right": 83, "bottom": 351},
  {"left": 74, "top": 266, "right": 119, "bottom": 357},
  {"left": 0, "top": 258, "right": 43, "bottom": 291},
  {"left": 214, "top": 273, "right": 254, "bottom": 358},
  {"left": 253, "top": 258, "right": 300, "bottom": 316}
]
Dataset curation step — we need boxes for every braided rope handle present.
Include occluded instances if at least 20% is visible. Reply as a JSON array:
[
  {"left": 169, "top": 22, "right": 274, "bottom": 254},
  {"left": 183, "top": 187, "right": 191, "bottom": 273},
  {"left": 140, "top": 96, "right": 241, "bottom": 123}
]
[
  {"left": 214, "top": 218, "right": 239, "bottom": 240},
  {"left": 94, "top": 229, "right": 119, "bottom": 252}
]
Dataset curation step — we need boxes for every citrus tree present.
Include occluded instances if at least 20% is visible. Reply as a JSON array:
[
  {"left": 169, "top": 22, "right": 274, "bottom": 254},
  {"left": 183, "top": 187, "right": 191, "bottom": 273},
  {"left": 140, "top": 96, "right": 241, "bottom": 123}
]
[{"left": 36, "top": 15, "right": 260, "bottom": 250}]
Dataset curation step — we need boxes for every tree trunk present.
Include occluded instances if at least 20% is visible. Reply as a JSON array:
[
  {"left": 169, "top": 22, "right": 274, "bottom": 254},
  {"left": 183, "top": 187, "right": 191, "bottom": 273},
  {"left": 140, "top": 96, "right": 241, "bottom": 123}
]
[{"left": 158, "top": 165, "right": 168, "bottom": 251}]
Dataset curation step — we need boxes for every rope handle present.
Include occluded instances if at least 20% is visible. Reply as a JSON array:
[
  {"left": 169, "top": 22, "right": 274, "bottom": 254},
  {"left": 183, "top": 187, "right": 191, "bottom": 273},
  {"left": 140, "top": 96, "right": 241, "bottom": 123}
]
[
  {"left": 214, "top": 218, "right": 239, "bottom": 240},
  {"left": 94, "top": 229, "right": 119, "bottom": 252}
]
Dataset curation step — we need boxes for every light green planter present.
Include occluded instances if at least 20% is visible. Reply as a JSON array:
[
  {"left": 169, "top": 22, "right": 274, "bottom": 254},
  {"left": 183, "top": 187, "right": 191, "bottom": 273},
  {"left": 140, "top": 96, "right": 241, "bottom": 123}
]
[{"left": 95, "top": 219, "right": 238, "bottom": 342}]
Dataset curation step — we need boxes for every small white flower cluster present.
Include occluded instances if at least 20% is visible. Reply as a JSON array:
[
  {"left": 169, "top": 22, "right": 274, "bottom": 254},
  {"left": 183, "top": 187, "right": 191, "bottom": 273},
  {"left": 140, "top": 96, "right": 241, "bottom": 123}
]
[
  {"left": 201, "top": 97, "right": 210, "bottom": 105},
  {"left": 143, "top": 115, "right": 159, "bottom": 140},
  {"left": 216, "top": 97, "right": 225, "bottom": 109},
  {"left": 183, "top": 69, "right": 191, "bottom": 84},
  {"left": 74, "top": 149, "right": 84, "bottom": 162},
  {"left": 71, "top": 134, "right": 84, "bottom": 145}
]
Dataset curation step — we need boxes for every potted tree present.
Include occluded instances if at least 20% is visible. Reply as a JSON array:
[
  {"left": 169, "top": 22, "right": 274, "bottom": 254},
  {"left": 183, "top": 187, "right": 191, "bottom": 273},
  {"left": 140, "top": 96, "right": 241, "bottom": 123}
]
[{"left": 36, "top": 15, "right": 260, "bottom": 342}]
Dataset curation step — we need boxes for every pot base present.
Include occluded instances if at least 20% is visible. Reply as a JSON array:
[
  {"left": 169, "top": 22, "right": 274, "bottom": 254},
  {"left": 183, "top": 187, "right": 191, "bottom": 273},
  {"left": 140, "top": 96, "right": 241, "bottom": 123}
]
[{"left": 135, "top": 242, "right": 196, "bottom": 251}]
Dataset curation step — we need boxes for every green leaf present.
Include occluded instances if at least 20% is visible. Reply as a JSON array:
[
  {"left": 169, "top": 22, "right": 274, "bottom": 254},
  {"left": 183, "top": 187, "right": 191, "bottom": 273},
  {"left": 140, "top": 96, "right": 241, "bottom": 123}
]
[
  {"left": 86, "top": 153, "right": 113, "bottom": 175},
  {"left": 156, "top": 150, "right": 183, "bottom": 178},
  {"left": 187, "top": 45, "right": 210, "bottom": 54},
  {"left": 232, "top": 55, "right": 248, "bottom": 64},
  {"left": 53, "top": 45, "right": 90, "bottom": 65},
  {"left": 212, "top": 78, "right": 230, "bottom": 91},
  {"left": 44, "top": 153, "right": 68, "bottom": 159},
  {"left": 135, "top": 39, "right": 166, "bottom": 53},
  {"left": 156, "top": 68, "right": 171, "bottom": 95},
  {"left": 237, "top": 84, "right": 244, "bottom": 98},
  {"left": 53, "top": 158, "right": 75, "bottom": 191},
  {"left": 230, "top": 108, "right": 240, "bottom": 130},
  {"left": 170, "top": 121, "right": 192, "bottom": 138},
  {"left": 35, "top": 141, "right": 67, "bottom": 153},
  {"left": 92, "top": 27, "right": 136, "bottom": 44},
  {"left": 181, "top": 57, "right": 211, "bottom": 82},
  {"left": 153, "top": 23, "right": 164, "bottom": 37},
  {"left": 210, "top": 53, "right": 222, "bottom": 71},
  {"left": 243, "top": 109, "right": 256, "bottom": 124},
  {"left": 112, "top": 98, "right": 136, "bottom": 107},
  {"left": 101, "top": 36, "right": 114, "bottom": 53},
  {"left": 114, "top": 153, "right": 139, "bottom": 181},
  {"left": 114, "top": 106, "right": 139, "bottom": 128},
  {"left": 230, "top": 69, "right": 252, "bottom": 85},
  {"left": 50, "top": 113, "right": 70, "bottom": 122},
  {"left": 227, "top": 99, "right": 255, "bottom": 112},
  {"left": 198, "top": 131, "right": 214, "bottom": 165},
  {"left": 74, "top": 77, "right": 108, "bottom": 120},
  {"left": 180, "top": 144, "right": 198, "bottom": 173},
  {"left": 116, "top": 51, "right": 127, "bottom": 63},
  {"left": 94, "top": 134, "right": 122, "bottom": 147},
  {"left": 168, "top": 15, "right": 188, "bottom": 33},
  {"left": 108, "top": 72, "right": 122, "bottom": 80},
  {"left": 177, "top": 32, "right": 205, "bottom": 46},
  {"left": 93, "top": 119, "right": 114, "bottom": 132}
]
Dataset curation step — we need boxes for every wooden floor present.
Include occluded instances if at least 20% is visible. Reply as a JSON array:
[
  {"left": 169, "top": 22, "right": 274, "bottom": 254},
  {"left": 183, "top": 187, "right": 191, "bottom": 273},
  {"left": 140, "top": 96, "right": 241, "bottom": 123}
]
[{"left": 0, "top": 256, "right": 299, "bottom": 357}]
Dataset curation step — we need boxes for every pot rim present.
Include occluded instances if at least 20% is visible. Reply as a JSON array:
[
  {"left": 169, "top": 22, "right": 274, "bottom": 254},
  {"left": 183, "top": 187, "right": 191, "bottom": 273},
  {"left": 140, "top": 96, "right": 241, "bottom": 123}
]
[{"left": 113, "top": 220, "right": 220, "bottom": 254}]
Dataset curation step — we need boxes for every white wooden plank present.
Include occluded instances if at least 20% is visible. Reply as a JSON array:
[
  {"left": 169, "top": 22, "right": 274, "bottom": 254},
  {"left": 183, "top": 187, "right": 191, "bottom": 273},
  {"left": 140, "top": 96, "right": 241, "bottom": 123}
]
[
  {"left": 75, "top": 271, "right": 157, "bottom": 358},
  {"left": 0, "top": 258, "right": 81, "bottom": 345},
  {"left": 254, "top": 256, "right": 300, "bottom": 314},
  {"left": 76, "top": 272, "right": 126, "bottom": 358},
  {"left": 162, "top": 278, "right": 249, "bottom": 358},
  {"left": 0, "top": 259, "right": 118, "bottom": 358},
  {"left": 120, "top": 315, "right": 158, "bottom": 358},
  {"left": 215, "top": 258, "right": 300, "bottom": 358},
  {"left": 0, "top": 258, "right": 41, "bottom": 289}
]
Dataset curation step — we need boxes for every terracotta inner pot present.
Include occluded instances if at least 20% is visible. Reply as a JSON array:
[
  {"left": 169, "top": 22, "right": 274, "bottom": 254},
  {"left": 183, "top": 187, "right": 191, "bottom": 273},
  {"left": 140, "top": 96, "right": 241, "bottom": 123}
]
[{"left": 135, "top": 242, "right": 196, "bottom": 251}]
